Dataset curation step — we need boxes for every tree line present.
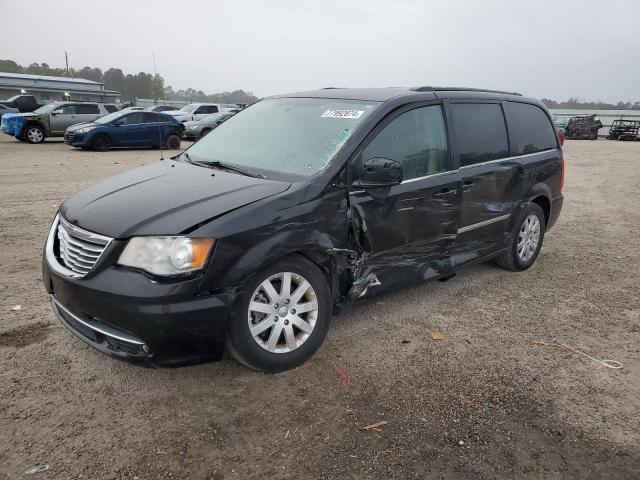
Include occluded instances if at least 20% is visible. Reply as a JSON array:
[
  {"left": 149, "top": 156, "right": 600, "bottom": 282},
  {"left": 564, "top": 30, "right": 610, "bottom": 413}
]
[
  {"left": 542, "top": 97, "right": 640, "bottom": 110},
  {"left": 0, "top": 59, "right": 259, "bottom": 105}
]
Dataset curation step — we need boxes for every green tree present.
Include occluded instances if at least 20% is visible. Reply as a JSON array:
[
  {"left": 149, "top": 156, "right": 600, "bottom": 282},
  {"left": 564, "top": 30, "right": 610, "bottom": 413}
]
[
  {"left": 103, "top": 68, "right": 126, "bottom": 93},
  {"left": 0, "top": 59, "right": 22, "bottom": 73},
  {"left": 151, "top": 74, "right": 165, "bottom": 100}
]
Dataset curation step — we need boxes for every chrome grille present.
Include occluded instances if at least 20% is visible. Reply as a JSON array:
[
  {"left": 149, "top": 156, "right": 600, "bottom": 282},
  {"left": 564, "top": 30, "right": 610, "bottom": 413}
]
[{"left": 52, "top": 215, "right": 112, "bottom": 277}]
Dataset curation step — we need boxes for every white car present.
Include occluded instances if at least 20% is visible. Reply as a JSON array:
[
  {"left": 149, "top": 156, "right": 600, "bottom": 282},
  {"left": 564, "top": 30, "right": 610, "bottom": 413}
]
[{"left": 162, "top": 103, "right": 230, "bottom": 122}]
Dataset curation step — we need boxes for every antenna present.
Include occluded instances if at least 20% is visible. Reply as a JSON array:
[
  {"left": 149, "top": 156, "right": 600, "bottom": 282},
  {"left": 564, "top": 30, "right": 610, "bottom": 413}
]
[{"left": 159, "top": 125, "right": 164, "bottom": 161}]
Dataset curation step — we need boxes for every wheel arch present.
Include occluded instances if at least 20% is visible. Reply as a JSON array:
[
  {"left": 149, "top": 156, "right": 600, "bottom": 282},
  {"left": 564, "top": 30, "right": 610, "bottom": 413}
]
[
  {"left": 21, "top": 120, "right": 46, "bottom": 138},
  {"left": 207, "top": 235, "right": 338, "bottom": 306},
  {"left": 91, "top": 132, "right": 112, "bottom": 146},
  {"left": 530, "top": 195, "right": 551, "bottom": 227},
  {"left": 522, "top": 183, "right": 552, "bottom": 229}
]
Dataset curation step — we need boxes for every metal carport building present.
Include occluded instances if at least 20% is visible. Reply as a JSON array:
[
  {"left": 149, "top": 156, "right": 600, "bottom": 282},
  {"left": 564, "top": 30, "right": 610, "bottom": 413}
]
[{"left": 0, "top": 72, "right": 121, "bottom": 103}]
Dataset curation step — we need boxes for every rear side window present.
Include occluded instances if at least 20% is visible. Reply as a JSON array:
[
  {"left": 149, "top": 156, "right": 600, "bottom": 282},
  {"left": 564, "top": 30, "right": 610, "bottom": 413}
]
[
  {"left": 119, "top": 112, "right": 145, "bottom": 125},
  {"left": 142, "top": 112, "right": 162, "bottom": 123},
  {"left": 449, "top": 103, "right": 509, "bottom": 167},
  {"left": 53, "top": 105, "right": 79, "bottom": 114},
  {"left": 198, "top": 105, "right": 218, "bottom": 114},
  {"left": 362, "top": 105, "right": 449, "bottom": 180},
  {"left": 76, "top": 104, "right": 100, "bottom": 114},
  {"left": 508, "top": 102, "right": 557, "bottom": 155}
]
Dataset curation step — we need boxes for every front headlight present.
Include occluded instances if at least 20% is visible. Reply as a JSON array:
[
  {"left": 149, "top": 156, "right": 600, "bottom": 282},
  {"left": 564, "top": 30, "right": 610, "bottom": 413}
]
[
  {"left": 118, "top": 236, "right": 215, "bottom": 276},
  {"left": 186, "top": 125, "right": 198, "bottom": 130},
  {"left": 76, "top": 126, "right": 97, "bottom": 134}
]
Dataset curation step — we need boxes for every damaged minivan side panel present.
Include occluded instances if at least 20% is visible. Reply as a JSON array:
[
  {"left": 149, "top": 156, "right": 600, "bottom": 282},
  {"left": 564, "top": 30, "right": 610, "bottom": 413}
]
[{"left": 340, "top": 101, "right": 460, "bottom": 299}]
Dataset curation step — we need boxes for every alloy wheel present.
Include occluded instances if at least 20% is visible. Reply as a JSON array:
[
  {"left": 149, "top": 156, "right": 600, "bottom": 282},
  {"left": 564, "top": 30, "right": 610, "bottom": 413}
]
[
  {"left": 247, "top": 272, "right": 318, "bottom": 353},
  {"left": 27, "top": 127, "right": 43, "bottom": 143},
  {"left": 517, "top": 214, "right": 540, "bottom": 262}
]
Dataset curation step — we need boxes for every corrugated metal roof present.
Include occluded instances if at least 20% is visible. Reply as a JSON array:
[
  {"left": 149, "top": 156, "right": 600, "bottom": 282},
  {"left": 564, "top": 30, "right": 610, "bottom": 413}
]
[{"left": 0, "top": 72, "right": 103, "bottom": 85}]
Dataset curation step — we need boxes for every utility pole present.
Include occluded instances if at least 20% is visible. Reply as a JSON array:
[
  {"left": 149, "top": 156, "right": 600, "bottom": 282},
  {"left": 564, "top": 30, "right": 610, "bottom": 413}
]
[
  {"left": 153, "top": 53, "right": 157, "bottom": 76},
  {"left": 64, "top": 51, "right": 69, "bottom": 77}
]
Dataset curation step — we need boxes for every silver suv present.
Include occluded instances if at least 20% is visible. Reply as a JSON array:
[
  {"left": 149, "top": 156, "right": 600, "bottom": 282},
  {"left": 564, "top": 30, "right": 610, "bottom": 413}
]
[{"left": 1, "top": 101, "right": 117, "bottom": 143}]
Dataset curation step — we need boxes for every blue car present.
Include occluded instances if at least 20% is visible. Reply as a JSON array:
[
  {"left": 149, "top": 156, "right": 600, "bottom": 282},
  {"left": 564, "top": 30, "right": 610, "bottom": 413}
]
[{"left": 64, "top": 111, "right": 184, "bottom": 151}]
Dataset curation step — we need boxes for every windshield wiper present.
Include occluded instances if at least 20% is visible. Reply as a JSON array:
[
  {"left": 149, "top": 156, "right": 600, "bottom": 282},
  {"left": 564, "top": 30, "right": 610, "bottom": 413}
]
[{"left": 180, "top": 153, "right": 265, "bottom": 178}]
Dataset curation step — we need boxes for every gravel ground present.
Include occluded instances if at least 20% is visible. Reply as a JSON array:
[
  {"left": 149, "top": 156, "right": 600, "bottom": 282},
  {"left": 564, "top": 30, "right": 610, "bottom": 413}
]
[{"left": 0, "top": 135, "right": 639, "bottom": 479}]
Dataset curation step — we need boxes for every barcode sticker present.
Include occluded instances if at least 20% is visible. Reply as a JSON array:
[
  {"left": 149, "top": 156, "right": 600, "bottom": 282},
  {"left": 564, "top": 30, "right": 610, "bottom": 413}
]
[{"left": 321, "top": 109, "right": 364, "bottom": 119}]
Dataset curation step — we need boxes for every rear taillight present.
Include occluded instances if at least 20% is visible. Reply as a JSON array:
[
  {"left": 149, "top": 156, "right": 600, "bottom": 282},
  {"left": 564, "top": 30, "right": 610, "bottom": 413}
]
[{"left": 560, "top": 154, "right": 565, "bottom": 190}]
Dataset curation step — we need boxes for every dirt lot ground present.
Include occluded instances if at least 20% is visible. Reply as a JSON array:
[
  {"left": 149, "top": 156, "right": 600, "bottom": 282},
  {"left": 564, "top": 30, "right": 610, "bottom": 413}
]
[{"left": 0, "top": 135, "right": 639, "bottom": 479}]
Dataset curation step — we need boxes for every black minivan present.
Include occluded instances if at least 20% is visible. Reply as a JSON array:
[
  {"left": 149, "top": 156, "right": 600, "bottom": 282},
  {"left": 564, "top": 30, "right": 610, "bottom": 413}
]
[{"left": 43, "top": 87, "right": 564, "bottom": 372}]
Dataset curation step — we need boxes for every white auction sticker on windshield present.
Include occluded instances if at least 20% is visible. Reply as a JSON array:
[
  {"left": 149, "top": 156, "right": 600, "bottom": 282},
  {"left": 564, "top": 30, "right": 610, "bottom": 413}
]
[{"left": 321, "top": 109, "right": 364, "bottom": 119}]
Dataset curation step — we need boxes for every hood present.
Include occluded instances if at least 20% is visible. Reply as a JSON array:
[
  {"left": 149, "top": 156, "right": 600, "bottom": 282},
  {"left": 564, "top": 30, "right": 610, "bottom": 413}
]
[
  {"left": 60, "top": 160, "right": 291, "bottom": 238},
  {"left": 9, "top": 112, "right": 39, "bottom": 119},
  {"left": 164, "top": 110, "right": 187, "bottom": 116},
  {"left": 67, "top": 122, "right": 99, "bottom": 132},
  {"left": 184, "top": 120, "right": 205, "bottom": 128}
]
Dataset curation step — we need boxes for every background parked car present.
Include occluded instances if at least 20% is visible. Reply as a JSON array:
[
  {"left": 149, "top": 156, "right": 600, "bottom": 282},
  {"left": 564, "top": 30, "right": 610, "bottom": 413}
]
[
  {"left": 182, "top": 112, "right": 235, "bottom": 140},
  {"left": 0, "top": 94, "right": 42, "bottom": 112},
  {"left": 64, "top": 110, "right": 183, "bottom": 151},
  {"left": 1, "top": 101, "right": 116, "bottom": 144},
  {"left": 146, "top": 105, "right": 180, "bottom": 112},
  {"left": 119, "top": 106, "right": 147, "bottom": 112},
  {"left": 163, "top": 103, "right": 231, "bottom": 122},
  {"left": 0, "top": 104, "right": 19, "bottom": 119}
]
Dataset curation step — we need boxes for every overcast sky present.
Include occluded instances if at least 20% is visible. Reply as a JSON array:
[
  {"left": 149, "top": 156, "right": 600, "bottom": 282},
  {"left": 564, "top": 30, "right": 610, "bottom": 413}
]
[{"left": 2, "top": 0, "right": 639, "bottom": 102}]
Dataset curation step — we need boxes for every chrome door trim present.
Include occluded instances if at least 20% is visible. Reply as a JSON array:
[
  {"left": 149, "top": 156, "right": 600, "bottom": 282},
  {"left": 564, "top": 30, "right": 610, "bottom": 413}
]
[
  {"left": 459, "top": 149, "right": 558, "bottom": 170},
  {"left": 401, "top": 169, "right": 458, "bottom": 184},
  {"left": 457, "top": 214, "right": 511, "bottom": 234}
]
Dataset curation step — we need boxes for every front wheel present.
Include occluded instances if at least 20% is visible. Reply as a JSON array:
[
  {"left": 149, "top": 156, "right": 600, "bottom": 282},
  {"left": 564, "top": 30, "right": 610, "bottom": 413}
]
[
  {"left": 24, "top": 125, "right": 45, "bottom": 144},
  {"left": 165, "top": 134, "right": 181, "bottom": 149},
  {"left": 91, "top": 134, "right": 111, "bottom": 151},
  {"left": 226, "top": 255, "right": 331, "bottom": 372},
  {"left": 496, "top": 203, "right": 546, "bottom": 271}
]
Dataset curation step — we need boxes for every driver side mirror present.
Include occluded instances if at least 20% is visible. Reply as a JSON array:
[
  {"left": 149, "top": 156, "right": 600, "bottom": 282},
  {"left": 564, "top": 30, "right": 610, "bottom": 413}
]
[
  {"left": 112, "top": 120, "right": 123, "bottom": 126},
  {"left": 353, "top": 157, "right": 403, "bottom": 188},
  {"left": 51, "top": 111, "right": 60, "bottom": 116}
]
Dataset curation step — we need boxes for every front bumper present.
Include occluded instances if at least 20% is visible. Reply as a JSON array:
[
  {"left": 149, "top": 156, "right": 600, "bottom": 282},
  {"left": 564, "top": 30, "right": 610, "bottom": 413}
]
[
  {"left": 182, "top": 128, "right": 202, "bottom": 139},
  {"left": 43, "top": 237, "right": 239, "bottom": 366},
  {"left": 64, "top": 130, "right": 91, "bottom": 147}
]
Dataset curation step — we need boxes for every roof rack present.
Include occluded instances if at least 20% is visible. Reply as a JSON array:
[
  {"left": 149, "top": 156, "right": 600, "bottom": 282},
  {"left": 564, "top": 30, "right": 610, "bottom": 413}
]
[{"left": 411, "top": 86, "right": 522, "bottom": 96}]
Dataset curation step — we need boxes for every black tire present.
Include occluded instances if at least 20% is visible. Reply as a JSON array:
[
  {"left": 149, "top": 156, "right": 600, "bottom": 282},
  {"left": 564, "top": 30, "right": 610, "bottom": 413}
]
[
  {"left": 199, "top": 128, "right": 211, "bottom": 138},
  {"left": 165, "top": 134, "right": 181, "bottom": 149},
  {"left": 226, "top": 255, "right": 331, "bottom": 372},
  {"left": 24, "top": 125, "right": 45, "bottom": 144},
  {"left": 496, "top": 203, "right": 546, "bottom": 271},
  {"left": 91, "top": 134, "right": 111, "bottom": 151}
]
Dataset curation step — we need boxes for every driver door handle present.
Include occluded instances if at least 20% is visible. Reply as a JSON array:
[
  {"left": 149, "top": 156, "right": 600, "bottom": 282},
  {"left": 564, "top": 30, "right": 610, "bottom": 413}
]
[{"left": 432, "top": 188, "right": 457, "bottom": 198}]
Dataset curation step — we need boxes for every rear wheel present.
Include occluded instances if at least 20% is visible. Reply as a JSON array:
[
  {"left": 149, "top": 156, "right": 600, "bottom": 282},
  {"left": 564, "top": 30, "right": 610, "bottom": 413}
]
[
  {"left": 165, "top": 134, "right": 181, "bottom": 149},
  {"left": 24, "top": 125, "right": 45, "bottom": 144},
  {"left": 91, "top": 134, "right": 111, "bottom": 151},
  {"left": 226, "top": 256, "right": 331, "bottom": 372},
  {"left": 496, "top": 203, "right": 546, "bottom": 271}
]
